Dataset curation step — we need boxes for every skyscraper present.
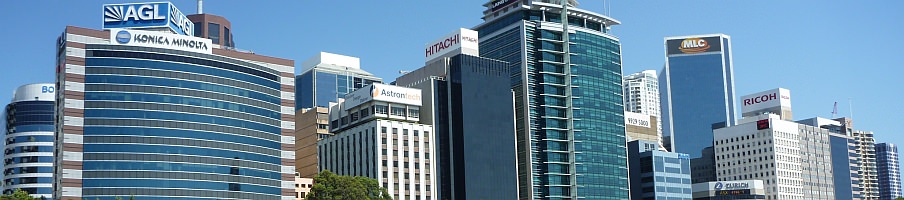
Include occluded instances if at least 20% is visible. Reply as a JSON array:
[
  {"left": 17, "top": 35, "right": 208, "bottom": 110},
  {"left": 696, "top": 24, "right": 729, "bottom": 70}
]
[
  {"left": 624, "top": 70, "right": 661, "bottom": 131},
  {"left": 295, "top": 52, "right": 382, "bottom": 110},
  {"left": 876, "top": 143, "right": 902, "bottom": 200},
  {"left": 54, "top": 3, "right": 295, "bottom": 199},
  {"left": 714, "top": 113, "right": 836, "bottom": 200},
  {"left": 660, "top": 34, "right": 736, "bottom": 182},
  {"left": 475, "top": 0, "right": 629, "bottom": 199},
  {"left": 3, "top": 84, "right": 55, "bottom": 198},
  {"left": 395, "top": 28, "right": 518, "bottom": 200}
]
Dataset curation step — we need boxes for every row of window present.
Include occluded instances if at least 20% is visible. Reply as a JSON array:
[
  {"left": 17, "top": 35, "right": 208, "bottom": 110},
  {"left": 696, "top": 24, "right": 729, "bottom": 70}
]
[
  {"left": 87, "top": 75, "right": 280, "bottom": 104},
  {"left": 84, "top": 135, "right": 279, "bottom": 156},
  {"left": 87, "top": 58, "right": 279, "bottom": 89},
  {"left": 83, "top": 152, "right": 281, "bottom": 172},
  {"left": 85, "top": 109, "right": 280, "bottom": 134},
  {"left": 84, "top": 118, "right": 281, "bottom": 142},
  {"left": 86, "top": 92, "right": 280, "bottom": 120},
  {"left": 86, "top": 83, "right": 280, "bottom": 111},
  {"left": 84, "top": 161, "right": 279, "bottom": 180},
  {"left": 88, "top": 50, "right": 277, "bottom": 81},
  {"left": 84, "top": 144, "right": 280, "bottom": 164},
  {"left": 86, "top": 66, "right": 280, "bottom": 97}
]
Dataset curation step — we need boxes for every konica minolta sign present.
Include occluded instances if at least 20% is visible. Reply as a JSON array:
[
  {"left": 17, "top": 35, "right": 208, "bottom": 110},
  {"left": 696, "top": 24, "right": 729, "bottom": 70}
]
[{"left": 102, "top": 2, "right": 194, "bottom": 36}]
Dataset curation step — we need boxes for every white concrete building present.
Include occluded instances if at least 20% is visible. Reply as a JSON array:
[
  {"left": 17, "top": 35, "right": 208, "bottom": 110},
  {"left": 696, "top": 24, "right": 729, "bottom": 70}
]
[
  {"left": 624, "top": 70, "right": 662, "bottom": 138},
  {"left": 714, "top": 113, "right": 836, "bottom": 200},
  {"left": 318, "top": 83, "right": 436, "bottom": 200}
]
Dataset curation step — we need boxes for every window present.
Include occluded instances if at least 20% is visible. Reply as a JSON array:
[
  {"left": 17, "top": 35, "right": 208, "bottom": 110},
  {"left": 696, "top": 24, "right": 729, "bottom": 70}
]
[
  {"left": 208, "top": 23, "right": 221, "bottom": 44},
  {"left": 223, "top": 27, "right": 231, "bottom": 47},
  {"left": 391, "top": 106, "right": 406, "bottom": 116},
  {"left": 408, "top": 108, "right": 419, "bottom": 118},
  {"left": 375, "top": 105, "right": 388, "bottom": 115}
]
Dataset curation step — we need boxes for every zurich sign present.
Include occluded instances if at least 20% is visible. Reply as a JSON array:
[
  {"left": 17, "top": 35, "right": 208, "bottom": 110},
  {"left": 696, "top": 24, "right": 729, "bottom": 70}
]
[{"left": 102, "top": 2, "right": 194, "bottom": 36}]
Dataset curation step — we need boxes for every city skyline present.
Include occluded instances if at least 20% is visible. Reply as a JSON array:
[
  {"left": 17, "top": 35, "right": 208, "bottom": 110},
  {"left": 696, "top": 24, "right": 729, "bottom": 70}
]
[{"left": 0, "top": 1, "right": 902, "bottom": 158}]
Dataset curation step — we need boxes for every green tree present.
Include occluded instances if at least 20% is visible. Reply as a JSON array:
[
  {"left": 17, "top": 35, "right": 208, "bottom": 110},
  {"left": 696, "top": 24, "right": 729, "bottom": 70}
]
[
  {"left": 0, "top": 188, "right": 37, "bottom": 200},
  {"left": 895, "top": 197, "right": 904, "bottom": 200},
  {"left": 306, "top": 170, "right": 392, "bottom": 200}
]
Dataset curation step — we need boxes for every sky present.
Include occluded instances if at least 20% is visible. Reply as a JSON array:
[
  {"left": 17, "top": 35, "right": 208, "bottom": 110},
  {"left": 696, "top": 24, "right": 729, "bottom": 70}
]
[{"left": 0, "top": 1, "right": 902, "bottom": 146}]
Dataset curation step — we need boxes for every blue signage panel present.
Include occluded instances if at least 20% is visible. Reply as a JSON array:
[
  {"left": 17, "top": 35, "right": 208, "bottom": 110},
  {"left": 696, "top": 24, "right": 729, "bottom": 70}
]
[{"left": 102, "top": 2, "right": 193, "bottom": 36}]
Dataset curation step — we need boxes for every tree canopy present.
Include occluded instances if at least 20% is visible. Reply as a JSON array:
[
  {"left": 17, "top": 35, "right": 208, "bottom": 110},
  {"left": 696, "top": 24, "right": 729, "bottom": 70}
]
[
  {"left": 0, "top": 189, "right": 36, "bottom": 200},
  {"left": 306, "top": 170, "right": 392, "bottom": 200}
]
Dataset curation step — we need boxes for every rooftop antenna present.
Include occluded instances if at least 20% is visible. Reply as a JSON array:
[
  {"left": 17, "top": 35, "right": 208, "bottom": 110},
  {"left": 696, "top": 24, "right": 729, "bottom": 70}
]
[
  {"left": 832, "top": 101, "right": 838, "bottom": 118},
  {"left": 197, "top": 0, "right": 203, "bottom": 14},
  {"left": 848, "top": 98, "right": 854, "bottom": 122}
]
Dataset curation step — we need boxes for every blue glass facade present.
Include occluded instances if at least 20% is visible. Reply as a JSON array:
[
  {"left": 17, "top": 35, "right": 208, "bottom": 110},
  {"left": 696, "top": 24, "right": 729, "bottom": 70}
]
[
  {"left": 628, "top": 140, "right": 692, "bottom": 200},
  {"left": 295, "top": 69, "right": 381, "bottom": 110},
  {"left": 830, "top": 134, "right": 858, "bottom": 199},
  {"left": 477, "top": 4, "right": 628, "bottom": 199},
  {"left": 4, "top": 84, "right": 56, "bottom": 198},
  {"left": 660, "top": 35, "right": 736, "bottom": 177},
  {"left": 876, "top": 143, "right": 902, "bottom": 200},
  {"left": 438, "top": 54, "right": 518, "bottom": 200},
  {"left": 55, "top": 41, "right": 291, "bottom": 199}
]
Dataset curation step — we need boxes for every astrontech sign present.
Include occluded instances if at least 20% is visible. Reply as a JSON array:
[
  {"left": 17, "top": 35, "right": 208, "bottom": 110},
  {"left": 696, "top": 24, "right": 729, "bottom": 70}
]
[
  {"left": 102, "top": 2, "right": 194, "bottom": 36},
  {"left": 109, "top": 28, "right": 212, "bottom": 54},
  {"left": 666, "top": 36, "right": 722, "bottom": 55},
  {"left": 343, "top": 83, "right": 423, "bottom": 109}
]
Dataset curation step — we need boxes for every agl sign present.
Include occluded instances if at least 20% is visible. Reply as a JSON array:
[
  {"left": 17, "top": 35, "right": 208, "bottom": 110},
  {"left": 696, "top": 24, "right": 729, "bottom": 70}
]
[{"left": 103, "top": 2, "right": 194, "bottom": 36}]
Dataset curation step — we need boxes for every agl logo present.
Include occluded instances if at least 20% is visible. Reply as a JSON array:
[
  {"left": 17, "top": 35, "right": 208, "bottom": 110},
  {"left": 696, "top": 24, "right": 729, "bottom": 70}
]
[
  {"left": 679, "top": 38, "right": 711, "bottom": 54},
  {"left": 104, "top": 4, "right": 166, "bottom": 22}
]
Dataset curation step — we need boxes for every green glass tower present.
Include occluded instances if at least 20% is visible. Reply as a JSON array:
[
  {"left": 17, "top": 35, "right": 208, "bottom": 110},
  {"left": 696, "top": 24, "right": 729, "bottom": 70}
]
[{"left": 475, "top": 0, "right": 628, "bottom": 199}]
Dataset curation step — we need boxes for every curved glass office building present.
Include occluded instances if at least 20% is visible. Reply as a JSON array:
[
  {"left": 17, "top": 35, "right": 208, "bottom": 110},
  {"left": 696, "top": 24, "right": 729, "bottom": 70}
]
[
  {"left": 4, "top": 83, "right": 56, "bottom": 198},
  {"left": 476, "top": 0, "right": 629, "bottom": 199},
  {"left": 54, "top": 26, "right": 295, "bottom": 200}
]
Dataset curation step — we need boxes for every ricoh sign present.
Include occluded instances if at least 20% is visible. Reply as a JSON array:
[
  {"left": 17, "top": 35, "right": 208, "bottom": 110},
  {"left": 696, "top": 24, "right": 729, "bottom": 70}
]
[
  {"left": 425, "top": 28, "right": 479, "bottom": 63},
  {"left": 740, "top": 88, "right": 791, "bottom": 113},
  {"left": 103, "top": 2, "right": 194, "bottom": 36},
  {"left": 110, "top": 28, "right": 212, "bottom": 54}
]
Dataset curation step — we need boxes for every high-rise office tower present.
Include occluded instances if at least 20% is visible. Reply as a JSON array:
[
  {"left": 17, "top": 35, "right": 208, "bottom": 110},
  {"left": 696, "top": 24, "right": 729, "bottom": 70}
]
[
  {"left": 295, "top": 52, "right": 382, "bottom": 110},
  {"left": 876, "top": 143, "right": 902, "bottom": 200},
  {"left": 660, "top": 34, "right": 736, "bottom": 182},
  {"left": 714, "top": 113, "right": 836, "bottom": 200},
  {"left": 624, "top": 70, "right": 662, "bottom": 139},
  {"left": 828, "top": 117, "right": 881, "bottom": 199},
  {"left": 799, "top": 117, "right": 863, "bottom": 200},
  {"left": 319, "top": 83, "right": 436, "bottom": 200},
  {"left": 475, "top": 0, "right": 629, "bottom": 199},
  {"left": 395, "top": 28, "right": 518, "bottom": 200},
  {"left": 3, "top": 84, "right": 55, "bottom": 198},
  {"left": 54, "top": 3, "right": 295, "bottom": 199}
]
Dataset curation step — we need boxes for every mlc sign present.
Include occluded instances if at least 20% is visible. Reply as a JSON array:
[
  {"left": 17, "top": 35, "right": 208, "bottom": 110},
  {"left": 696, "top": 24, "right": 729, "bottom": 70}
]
[{"left": 103, "top": 2, "right": 194, "bottom": 36}]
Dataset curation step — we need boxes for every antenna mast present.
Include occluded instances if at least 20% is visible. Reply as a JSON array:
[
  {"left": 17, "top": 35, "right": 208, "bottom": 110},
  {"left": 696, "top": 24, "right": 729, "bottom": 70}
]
[{"left": 832, "top": 102, "right": 838, "bottom": 118}]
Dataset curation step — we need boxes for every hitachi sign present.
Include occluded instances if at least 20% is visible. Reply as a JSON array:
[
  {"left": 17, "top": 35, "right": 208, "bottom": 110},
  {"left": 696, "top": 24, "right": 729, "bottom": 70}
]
[{"left": 425, "top": 28, "right": 479, "bottom": 63}]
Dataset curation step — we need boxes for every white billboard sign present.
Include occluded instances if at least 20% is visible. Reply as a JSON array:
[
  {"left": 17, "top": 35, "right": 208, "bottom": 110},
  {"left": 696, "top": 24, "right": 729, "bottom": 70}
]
[
  {"left": 109, "top": 28, "right": 212, "bottom": 54},
  {"left": 740, "top": 88, "right": 790, "bottom": 113},
  {"left": 344, "top": 83, "right": 422, "bottom": 109},
  {"left": 425, "top": 28, "right": 478, "bottom": 63},
  {"left": 624, "top": 112, "right": 651, "bottom": 128}
]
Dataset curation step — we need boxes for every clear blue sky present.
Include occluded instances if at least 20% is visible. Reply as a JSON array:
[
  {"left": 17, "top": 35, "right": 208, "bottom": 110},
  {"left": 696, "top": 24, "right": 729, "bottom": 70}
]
[{"left": 1, "top": 1, "right": 901, "bottom": 145}]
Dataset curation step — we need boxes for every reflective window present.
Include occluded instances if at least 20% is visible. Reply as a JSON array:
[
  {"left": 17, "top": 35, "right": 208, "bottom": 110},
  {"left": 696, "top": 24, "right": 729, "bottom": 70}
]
[{"left": 208, "top": 23, "right": 220, "bottom": 44}]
